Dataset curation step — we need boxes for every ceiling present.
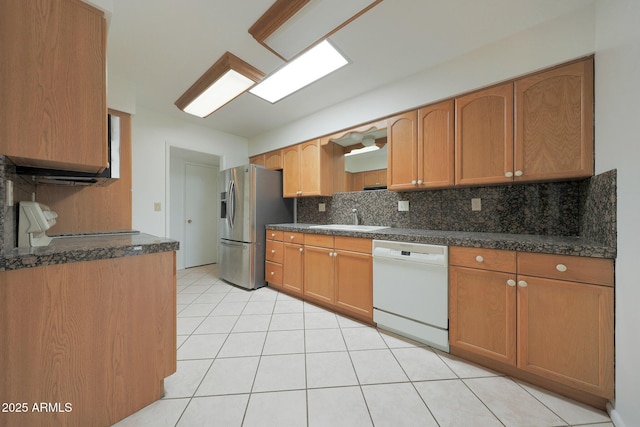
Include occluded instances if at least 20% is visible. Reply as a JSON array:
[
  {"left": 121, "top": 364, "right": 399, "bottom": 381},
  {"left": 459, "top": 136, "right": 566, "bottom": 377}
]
[{"left": 106, "top": 0, "right": 595, "bottom": 139}]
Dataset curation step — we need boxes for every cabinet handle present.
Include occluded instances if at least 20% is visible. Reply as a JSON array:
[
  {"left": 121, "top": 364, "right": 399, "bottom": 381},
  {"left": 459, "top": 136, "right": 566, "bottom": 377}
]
[
  {"left": 271, "top": 250, "right": 276, "bottom": 254},
  {"left": 417, "top": 180, "right": 423, "bottom": 185},
  {"left": 556, "top": 264, "right": 568, "bottom": 272},
  {"left": 270, "top": 271, "right": 275, "bottom": 276},
  {"left": 507, "top": 279, "right": 516, "bottom": 287},
  {"left": 475, "top": 255, "right": 484, "bottom": 263},
  {"left": 505, "top": 171, "right": 514, "bottom": 178},
  {"left": 515, "top": 170, "right": 523, "bottom": 177},
  {"left": 518, "top": 280, "right": 528, "bottom": 288},
  {"left": 411, "top": 180, "right": 417, "bottom": 185},
  {"left": 299, "top": 248, "right": 303, "bottom": 253},
  {"left": 290, "top": 235, "right": 295, "bottom": 240},
  {"left": 271, "top": 233, "right": 276, "bottom": 237}
]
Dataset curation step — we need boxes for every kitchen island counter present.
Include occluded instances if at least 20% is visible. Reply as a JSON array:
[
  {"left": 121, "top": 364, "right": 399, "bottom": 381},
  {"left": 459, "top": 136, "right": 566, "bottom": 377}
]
[
  {"left": 266, "top": 223, "right": 616, "bottom": 259},
  {"left": 1, "top": 231, "right": 179, "bottom": 271}
]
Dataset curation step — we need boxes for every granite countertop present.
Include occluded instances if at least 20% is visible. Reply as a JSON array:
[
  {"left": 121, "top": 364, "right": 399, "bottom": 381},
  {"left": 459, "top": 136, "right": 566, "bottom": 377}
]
[
  {"left": 2, "top": 231, "right": 179, "bottom": 271},
  {"left": 266, "top": 223, "right": 616, "bottom": 259}
]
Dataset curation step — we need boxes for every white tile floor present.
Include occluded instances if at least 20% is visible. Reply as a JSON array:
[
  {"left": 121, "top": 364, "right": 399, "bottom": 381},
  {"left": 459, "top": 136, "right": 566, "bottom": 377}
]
[{"left": 113, "top": 264, "right": 613, "bottom": 427}]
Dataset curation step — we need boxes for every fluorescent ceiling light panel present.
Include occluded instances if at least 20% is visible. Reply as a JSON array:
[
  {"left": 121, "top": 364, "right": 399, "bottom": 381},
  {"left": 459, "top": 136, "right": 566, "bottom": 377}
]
[
  {"left": 249, "top": 0, "right": 382, "bottom": 60},
  {"left": 344, "top": 145, "right": 380, "bottom": 157},
  {"left": 183, "top": 70, "right": 255, "bottom": 117},
  {"left": 175, "top": 52, "right": 264, "bottom": 118},
  {"left": 250, "top": 40, "right": 348, "bottom": 103}
]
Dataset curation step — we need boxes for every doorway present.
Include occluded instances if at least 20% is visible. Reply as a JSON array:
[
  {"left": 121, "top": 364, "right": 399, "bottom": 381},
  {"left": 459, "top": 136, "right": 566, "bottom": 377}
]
[{"left": 169, "top": 147, "right": 220, "bottom": 270}]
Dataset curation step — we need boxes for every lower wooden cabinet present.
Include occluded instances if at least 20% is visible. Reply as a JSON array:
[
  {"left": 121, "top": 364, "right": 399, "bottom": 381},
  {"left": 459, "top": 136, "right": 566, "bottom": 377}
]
[
  {"left": 282, "top": 240, "right": 304, "bottom": 296},
  {"left": 266, "top": 229, "right": 373, "bottom": 323},
  {"left": 0, "top": 252, "right": 176, "bottom": 427},
  {"left": 449, "top": 247, "right": 614, "bottom": 402}
]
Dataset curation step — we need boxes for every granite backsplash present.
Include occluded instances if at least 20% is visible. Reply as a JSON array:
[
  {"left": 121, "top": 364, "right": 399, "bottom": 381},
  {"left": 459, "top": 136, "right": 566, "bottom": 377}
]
[{"left": 296, "top": 169, "right": 617, "bottom": 247}]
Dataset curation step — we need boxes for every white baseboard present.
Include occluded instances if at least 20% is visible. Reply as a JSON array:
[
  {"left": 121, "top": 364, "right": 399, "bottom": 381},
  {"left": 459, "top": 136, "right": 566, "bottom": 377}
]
[{"left": 607, "top": 401, "right": 626, "bottom": 427}]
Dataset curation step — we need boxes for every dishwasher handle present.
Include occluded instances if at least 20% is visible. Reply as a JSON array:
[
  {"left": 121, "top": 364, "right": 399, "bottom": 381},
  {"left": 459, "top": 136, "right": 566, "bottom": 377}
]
[{"left": 373, "top": 246, "right": 447, "bottom": 266}]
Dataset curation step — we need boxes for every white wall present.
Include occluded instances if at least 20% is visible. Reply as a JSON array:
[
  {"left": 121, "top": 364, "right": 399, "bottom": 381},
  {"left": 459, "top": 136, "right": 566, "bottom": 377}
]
[
  {"left": 249, "top": 3, "right": 596, "bottom": 152},
  {"left": 131, "top": 106, "right": 248, "bottom": 237},
  {"left": 594, "top": 1, "right": 640, "bottom": 426}
]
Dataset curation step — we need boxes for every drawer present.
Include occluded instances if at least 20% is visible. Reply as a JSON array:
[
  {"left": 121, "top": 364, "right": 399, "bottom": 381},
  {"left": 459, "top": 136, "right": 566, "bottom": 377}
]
[
  {"left": 517, "top": 252, "right": 614, "bottom": 287},
  {"left": 449, "top": 246, "right": 516, "bottom": 273},
  {"left": 266, "top": 230, "right": 283, "bottom": 241},
  {"left": 284, "top": 231, "right": 304, "bottom": 244},
  {"left": 334, "top": 236, "right": 372, "bottom": 254},
  {"left": 266, "top": 240, "right": 283, "bottom": 263},
  {"left": 304, "top": 233, "right": 334, "bottom": 248},
  {"left": 265, "top": 261, "right": 283, "bottom": 285}
]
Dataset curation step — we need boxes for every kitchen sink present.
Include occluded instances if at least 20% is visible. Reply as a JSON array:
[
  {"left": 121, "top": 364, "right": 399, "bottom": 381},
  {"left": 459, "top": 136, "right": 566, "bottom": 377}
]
[{"left": 309, "top": 224, "right": 390, "bottom": 232}]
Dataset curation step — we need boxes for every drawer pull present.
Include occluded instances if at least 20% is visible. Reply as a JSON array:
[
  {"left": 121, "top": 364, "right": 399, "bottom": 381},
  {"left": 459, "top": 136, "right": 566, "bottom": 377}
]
[
  {"left": 507, "top": 279, "right": 516, "bottom": 287},
  {"left": 271, "top": 233, "right": 276, "bottom": 237},
  {"left": 475, "top": 255, "right": 484, "bottom": 263},
  {"left": 270, "top": 271, "right": 275, "bottom": 276},
  {"left": 290, "top": 235, "right": 295, "bottom": 240},
  {"left": 556, "top": 264, "right": 568, "bottom": 272},
  {"left": 271, "top": 250, "right": 275, "bottom": 254},
  {"left": 518, "top": 280, "right": 528, "bottom": 288}
]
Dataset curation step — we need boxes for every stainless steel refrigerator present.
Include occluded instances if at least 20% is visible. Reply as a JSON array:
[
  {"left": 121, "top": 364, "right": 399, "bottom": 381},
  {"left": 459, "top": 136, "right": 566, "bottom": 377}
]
[{"left": 219, "top": 165, "right": 293, "bottom": 289}]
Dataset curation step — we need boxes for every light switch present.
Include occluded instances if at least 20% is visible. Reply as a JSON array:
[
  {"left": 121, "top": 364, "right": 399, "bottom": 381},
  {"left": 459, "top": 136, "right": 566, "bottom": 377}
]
[
  {"left": 398, "top": 201, "right": 409, "bottom": 212},
  {"left": 154, "top": 202, "right": 162, "bottom": 212},
  {"left": 471, "top": 198, "right": 481, "bottom": 211},
  {"left": 319, "top": 203, "right": 326, "bottom": 212}
]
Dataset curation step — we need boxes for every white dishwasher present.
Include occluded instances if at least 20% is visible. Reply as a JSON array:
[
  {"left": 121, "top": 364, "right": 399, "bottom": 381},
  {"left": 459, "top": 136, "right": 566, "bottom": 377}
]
[{"left": 373, "top": 240, "right": 449, "bottom": 352}]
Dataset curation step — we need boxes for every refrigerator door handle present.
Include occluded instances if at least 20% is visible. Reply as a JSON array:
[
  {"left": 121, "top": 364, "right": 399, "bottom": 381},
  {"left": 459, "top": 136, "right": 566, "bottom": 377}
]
[{"left": 228, "top": 179, "right": 236, "bottom": 229}]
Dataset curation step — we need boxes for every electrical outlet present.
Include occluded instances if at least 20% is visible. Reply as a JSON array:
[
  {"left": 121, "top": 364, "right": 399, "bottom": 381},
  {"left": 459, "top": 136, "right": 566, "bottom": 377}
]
[
  {"left": 398, "top": 200, "right": 409, "bottom": 212},
  {"left": 318, "top": 203, "right": 326, "bottom": 212},
  {"left": 471, "top": 198, "right": 482, "bottom": 211},
  {"left": 154, "top": 202, "right": 162, "bottom": 212}
]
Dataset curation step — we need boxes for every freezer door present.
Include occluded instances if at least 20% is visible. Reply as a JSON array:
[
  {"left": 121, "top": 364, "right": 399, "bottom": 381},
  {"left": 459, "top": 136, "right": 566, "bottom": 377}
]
[
  {"left": 219, "top": 239, "right": 256, "bottom": 289},
  {"left": 219, "top": 166, "right": 254, "bottom": 243}
]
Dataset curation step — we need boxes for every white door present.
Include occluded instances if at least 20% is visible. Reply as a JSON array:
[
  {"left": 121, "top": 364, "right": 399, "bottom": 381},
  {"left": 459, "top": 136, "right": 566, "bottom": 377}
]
[{"left": 184, "top": 163, "right": 218, "bottom": 268}]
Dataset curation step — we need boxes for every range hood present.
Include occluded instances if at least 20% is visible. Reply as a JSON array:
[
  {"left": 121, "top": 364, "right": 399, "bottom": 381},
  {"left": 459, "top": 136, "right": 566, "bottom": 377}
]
[{"left": 16, "top": 114, "right": 121, "bottom": 186}]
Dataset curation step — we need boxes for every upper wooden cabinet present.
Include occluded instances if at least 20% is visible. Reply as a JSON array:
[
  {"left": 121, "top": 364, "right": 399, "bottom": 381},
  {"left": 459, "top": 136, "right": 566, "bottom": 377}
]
[
  {"left": 265, "top": 149, "right": 284, "bottom": 170},
  {"left": 0, "top": 0, "right": 108, "bottom": 173},
  {"left": 387, "top": 100, "right": 455, "bottom": 190},
  {"left": 455, "top": 83, "right": 514, "bottom": 186},
  {"left": 249, "top": 154, "right": 266, "bottom": 167},
  {"left": 455, "top": 57, "right": 594, "bottom": 186},
  {"left": 418, "top": 100, "right": 455, "bottom": 188},
  {"left": 387, "top": 111, "right": 418, "bottom": 190},
  {"left": 282, "top": 139, "right": 335, "bottom": 197},
  {"left": 514, "top": 58, "right": 594, "bottom": 181}
]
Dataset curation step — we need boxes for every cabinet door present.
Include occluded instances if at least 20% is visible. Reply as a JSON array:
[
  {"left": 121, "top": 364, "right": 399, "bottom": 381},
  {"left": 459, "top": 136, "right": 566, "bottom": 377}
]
[
  {"left": 282, "top": 145, "right": 300, "bottom": 197},
  {"left": 250, "top": 154, "right": 266, "bottom": 167},
  {"left": 455, "top": 83, "right": 514, "bottom": 185},
  {"left": 300, "top": 140, "right": 322, "bottom": 195},
  {"left": 282, "top": 243, "right": 304, "bottom": 296},
  {"left": 449, "top": 266, "right": 517, "bottom": 365},
  {"left": 352, "top": 172, "right": 364, "bottom": 191},
  {"left": 517, "top": 275, "right": 614, "bottom": 398},
  {"left": 418, "top": 100, "right": 455, "bottom": 188},
  {"left": 387, "top": 111, "right": 418, "bottom": 190},
  {"left": 514, "top": 58, "right": 594, "bottom": 181},
  {"left": 0, "top": 0, "right": 107, "bottom": 173},
  {"left": 363, "top": 170, "right": 381, "bottom": 187},
  {"left": 304, "top": 245, "right": 335, "bottom": 304},
  {"left": 265, "top": 150, "right": 283, "bottom": 170},
  {"left": 335, "top": 250, "right": 372, "bottom": 321}
]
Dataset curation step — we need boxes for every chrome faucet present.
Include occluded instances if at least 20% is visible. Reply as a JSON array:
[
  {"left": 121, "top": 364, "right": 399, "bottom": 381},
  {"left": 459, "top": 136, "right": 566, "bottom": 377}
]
[{"left": 352, "top": 208, "right": 359, "bottom": 225}]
